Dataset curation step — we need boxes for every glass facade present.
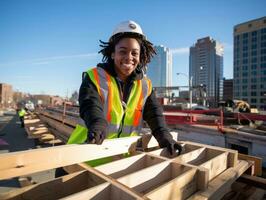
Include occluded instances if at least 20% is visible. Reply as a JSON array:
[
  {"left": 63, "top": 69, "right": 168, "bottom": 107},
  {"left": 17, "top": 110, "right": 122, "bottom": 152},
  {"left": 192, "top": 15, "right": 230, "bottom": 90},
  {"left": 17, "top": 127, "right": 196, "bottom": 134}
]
[
  {"left": 147, "top": 45, "right": 172, "bottom": 87},
  {"left": 233, "top": 17, "right": 266, "bottom": 110},
  {"left": 189, "top": 37, "right": 224, "bottom": 107}
]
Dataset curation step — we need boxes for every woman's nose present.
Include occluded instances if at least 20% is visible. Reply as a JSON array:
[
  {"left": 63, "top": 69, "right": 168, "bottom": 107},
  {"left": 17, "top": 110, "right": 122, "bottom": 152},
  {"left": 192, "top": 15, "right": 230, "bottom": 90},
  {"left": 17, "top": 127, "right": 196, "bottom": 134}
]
[{"left": 125, "top": 52, "right": 133, "bottom": 60}]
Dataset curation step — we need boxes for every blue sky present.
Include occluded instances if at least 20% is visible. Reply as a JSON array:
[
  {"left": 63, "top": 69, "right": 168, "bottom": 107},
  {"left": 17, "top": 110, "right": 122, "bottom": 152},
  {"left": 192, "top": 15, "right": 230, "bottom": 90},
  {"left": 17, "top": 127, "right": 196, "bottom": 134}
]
[{"left": 0, "top": 0, "right": 265, "bottom": 97}]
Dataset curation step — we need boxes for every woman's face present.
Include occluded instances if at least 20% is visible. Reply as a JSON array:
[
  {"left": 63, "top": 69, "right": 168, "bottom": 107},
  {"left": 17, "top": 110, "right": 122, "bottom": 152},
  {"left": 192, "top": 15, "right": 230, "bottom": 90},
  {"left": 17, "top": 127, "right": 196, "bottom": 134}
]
[{"left": 112, "top": 38, "right": 140, "bottom": 82}]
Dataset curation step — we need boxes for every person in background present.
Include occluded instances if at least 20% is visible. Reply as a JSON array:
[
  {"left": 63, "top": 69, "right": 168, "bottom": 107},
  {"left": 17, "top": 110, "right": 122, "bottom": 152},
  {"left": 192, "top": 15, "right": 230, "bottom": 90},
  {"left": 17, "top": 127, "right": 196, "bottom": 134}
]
[{"left": 18, "top": 107, "right": 26, "bottom": 128}]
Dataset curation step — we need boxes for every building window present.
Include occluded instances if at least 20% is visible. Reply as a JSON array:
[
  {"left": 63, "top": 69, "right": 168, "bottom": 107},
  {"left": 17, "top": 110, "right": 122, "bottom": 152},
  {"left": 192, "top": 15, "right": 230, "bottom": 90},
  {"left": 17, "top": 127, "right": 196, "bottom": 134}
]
[
  {"left": 251, "top": 99, "right": 257, "bottom": 103},
  {"left": 252, "top": 37, "right": 257, "bottom": 43},
  {"left": 251, "top": 51, "right": 257, "bottom": 56},
  {"left": 251, "top": 58, "right": 257, "bottom": 63},
  {"left": 242, "top": 85, "right": 248, "bottom": 90},
  {"left": 251, "top": 64, "right": 257, "bottom": 70},
  {"left": 243, "top": 46, "right": 248, "bottom": 51},
  {"left": 242, "top": 92, "right": 248, "bottom": 96},
  {"left": 252, "top": 44, "right": 257, "bottom": 49},
  {"left": 251, "top": 91, "right": 257, "bottom": 96},
  {"left": 261, "top": 77, "right": 266, "bottom": 82},
  {"left": 242, "top": 79, "right": 248, "bottom": 84},
  {"left": 243, "top": 33, "right": 248, "bottom": 38},
  {"left": 251, "top": 78, "right": 257, "bottom": 83},
  {"left": 262, "top": 63, "right": 266, "bottom": 69},
  {"left": 251, "top": 85, "right": 257, "bottom": 89},
  {"left": 252, "top": 31, "right": 257, "bottom": 36},
  {"left": 262, "top": 42, "right": 266, "bottom": 48},
  {"left": 242, "top": 65, "right": 248, "bottom": 70},
  {"left": 261, "top": 56, "right": 266, "bottom": 62},
  {"left": 261, "top": 99, "right": 266, "bottom": 103},
  {"left": 243, "top": 52, "right": 248, "bottom": 57},
  {"left": 243, "top": 59, "right": 248, "bottom": 64},
  {"left": 261, "top": 49, "right": 266, "bottom": 55},
  {"left": 251, "top": 71, "right": 257, "bottom": 76},
  {"left": 243, "top": 39, "right": 248, "bottom": 45},
  {"left": 242, "top": 72, "right": 248, "bottom": 77},
  {"left": 261, "top": 28, "right": 266, "bottom": 34},
  {"left": 262, "top": 35, "right": 266, "bottom": 41}
]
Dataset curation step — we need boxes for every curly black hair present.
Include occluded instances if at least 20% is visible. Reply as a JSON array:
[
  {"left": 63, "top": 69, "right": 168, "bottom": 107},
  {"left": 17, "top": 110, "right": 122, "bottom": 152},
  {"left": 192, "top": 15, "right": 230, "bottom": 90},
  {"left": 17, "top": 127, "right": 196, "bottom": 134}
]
[{"left": 98, "top": 32, "right": 156, "bottom": 69}]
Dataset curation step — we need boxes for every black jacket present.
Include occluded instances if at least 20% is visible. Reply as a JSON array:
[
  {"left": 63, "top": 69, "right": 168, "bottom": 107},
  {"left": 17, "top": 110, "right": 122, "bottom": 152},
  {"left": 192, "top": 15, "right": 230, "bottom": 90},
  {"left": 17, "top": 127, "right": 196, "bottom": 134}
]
[{"left": 79, "top": 63, "right": 173, "bottom": 144}]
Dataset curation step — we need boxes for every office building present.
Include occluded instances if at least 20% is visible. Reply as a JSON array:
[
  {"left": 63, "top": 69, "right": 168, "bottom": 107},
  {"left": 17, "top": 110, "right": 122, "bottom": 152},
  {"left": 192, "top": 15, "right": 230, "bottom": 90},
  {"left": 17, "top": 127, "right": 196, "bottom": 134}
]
[
  {"left": 0, "top": 83, "right": 13, "bottom": 107},
  {"left": 189, "top": 37, "right": 224, "bottom": 107},
  {"left": 147, "top": 45, "right": 172, "bottom": 88},
  {"left": 233, "top": 16, "right": 266, "bottom": 110}
]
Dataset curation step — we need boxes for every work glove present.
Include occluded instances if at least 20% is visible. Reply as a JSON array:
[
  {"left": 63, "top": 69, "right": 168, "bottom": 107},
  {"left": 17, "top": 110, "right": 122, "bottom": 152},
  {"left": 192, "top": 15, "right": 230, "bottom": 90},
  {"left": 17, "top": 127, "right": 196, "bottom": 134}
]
[
  {"left": 86, "top": 129, "right": 106, "bottom": 145},
  {"left": 158, "top": 137, "right": 183, "bottom": 156}
]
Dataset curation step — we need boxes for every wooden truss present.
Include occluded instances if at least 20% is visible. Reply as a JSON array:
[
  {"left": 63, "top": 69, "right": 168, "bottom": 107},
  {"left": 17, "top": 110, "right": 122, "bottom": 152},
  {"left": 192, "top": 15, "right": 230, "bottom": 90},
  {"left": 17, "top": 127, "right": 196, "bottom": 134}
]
[{"left": 0, "top": 134, "right": 254, "bottom": 200}]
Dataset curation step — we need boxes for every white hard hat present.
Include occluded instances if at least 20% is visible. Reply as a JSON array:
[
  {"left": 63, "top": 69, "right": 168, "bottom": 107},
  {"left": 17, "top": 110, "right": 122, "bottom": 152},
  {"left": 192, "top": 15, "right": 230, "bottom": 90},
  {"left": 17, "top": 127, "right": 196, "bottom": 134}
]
[{"left": 110, "top": 20, "right": 146, "bottom": 40}]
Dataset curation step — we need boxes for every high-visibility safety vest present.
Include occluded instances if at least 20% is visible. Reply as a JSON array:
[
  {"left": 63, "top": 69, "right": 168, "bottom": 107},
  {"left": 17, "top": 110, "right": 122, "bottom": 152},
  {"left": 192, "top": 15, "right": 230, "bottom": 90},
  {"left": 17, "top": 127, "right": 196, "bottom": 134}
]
[
  {"left": 18, "top": 109, "right": 26, "bottom": 117},
  {"left": 67, "top": 67, "right": 152, "bottom": 166},
  {"left": 87, "top": 67, "right": 152, "bottom": 138}
]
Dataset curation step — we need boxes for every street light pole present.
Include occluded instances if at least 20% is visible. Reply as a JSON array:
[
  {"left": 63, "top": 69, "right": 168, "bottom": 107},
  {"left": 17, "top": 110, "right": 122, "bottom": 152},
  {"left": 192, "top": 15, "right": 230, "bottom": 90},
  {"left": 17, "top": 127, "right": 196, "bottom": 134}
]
[{"left": 177, "top": 73, "right": 193, "bottom": 109}]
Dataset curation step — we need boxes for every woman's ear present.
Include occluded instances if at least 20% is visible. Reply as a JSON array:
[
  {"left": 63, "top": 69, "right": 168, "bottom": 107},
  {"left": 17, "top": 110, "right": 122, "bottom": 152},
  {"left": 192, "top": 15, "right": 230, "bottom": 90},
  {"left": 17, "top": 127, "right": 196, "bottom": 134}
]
[{"left": 111, "top": 53, "right": 115, "bottom": 60}]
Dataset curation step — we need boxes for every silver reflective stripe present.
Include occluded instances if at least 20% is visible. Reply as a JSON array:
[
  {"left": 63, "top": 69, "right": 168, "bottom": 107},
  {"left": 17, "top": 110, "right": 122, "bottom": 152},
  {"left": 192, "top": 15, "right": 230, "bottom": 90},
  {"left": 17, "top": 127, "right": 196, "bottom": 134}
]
[
  {"left": 96, "top": 68, "right": 109, "bottom": 117},
  {"left": 141, "top": 79, "right": 149, "bottom": 104},
  {"left": 122, "top": 125, "right": 141, "bottom": 135},
  {"left": 107, "top": 123, "right": 141, "bottom": 136},
  {"left": 107, "top": 124, "right": 120, "bottom": 133}
]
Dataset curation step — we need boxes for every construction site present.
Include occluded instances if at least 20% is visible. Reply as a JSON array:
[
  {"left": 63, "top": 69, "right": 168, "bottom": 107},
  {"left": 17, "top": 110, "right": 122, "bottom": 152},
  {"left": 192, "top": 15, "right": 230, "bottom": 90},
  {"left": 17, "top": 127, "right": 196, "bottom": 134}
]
[{"left": 0, "top": 100, "right": 266, "bottom": 200}]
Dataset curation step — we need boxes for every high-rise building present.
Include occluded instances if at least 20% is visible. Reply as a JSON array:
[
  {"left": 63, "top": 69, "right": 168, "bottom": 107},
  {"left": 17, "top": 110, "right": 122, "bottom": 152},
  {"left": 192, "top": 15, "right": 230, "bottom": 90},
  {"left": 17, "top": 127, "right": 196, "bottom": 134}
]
[
  {"left": 0, "top": 83, "right": 13, "bottom": 107},
  {"left": 189, "top": 37, "right": 224, "bottom": 107},
  {"left": 147, "top": 45, "right": 172, "bottom": 88},
  {"left": 233, "top": 16, "right": 266, "bottom": 110}
]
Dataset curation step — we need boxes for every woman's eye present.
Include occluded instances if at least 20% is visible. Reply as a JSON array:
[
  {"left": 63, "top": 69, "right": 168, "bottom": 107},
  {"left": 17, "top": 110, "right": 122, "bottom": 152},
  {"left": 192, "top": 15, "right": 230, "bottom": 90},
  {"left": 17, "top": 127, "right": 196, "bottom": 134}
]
[{"left": 132, "top": 52, "right": 139, "bottom": 56}]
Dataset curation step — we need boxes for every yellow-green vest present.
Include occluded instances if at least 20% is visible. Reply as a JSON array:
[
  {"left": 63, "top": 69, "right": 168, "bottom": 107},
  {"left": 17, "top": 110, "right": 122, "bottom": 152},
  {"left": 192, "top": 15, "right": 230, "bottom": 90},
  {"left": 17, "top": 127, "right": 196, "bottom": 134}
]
[
  {"left": 87, "top": 67, "right": 152, "bottom": 138},
  {"left": 18, "top": 109, "right": 26, "bottom": 117}
]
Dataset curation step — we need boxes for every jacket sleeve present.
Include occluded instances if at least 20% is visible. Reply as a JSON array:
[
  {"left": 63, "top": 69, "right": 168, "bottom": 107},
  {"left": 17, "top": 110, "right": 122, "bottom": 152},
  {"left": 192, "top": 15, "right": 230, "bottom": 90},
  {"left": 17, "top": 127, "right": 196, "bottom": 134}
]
[
  {"left": 79, "top": 73, "right": 108, "bottom": 131},
  {"left": 143, "top": 90, "right": 174, "bottom": 143}
]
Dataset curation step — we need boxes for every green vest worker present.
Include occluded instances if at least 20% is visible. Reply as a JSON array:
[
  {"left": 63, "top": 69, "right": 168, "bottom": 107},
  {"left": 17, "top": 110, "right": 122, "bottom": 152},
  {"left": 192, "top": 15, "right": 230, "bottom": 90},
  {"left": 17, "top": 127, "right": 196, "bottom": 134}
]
[
  {"left": 18, "top": 108, "right": 26, "bottom": 128},
  {"left": 69, "top": 20, "right": 182, "bottom": 165}
]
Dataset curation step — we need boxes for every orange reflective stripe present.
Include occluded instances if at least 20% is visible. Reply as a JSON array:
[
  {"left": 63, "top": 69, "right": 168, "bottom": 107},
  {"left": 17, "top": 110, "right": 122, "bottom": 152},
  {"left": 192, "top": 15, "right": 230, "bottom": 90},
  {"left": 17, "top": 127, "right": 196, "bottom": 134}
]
[
  {"left": 133, "top": 80, "right": 143, "bottom": 126},
  {"left": 92, "top": 68, "right": 104, "bottom": 102},
  {"left": 105, "top": 71, "right": 112, "bottom": 122}
]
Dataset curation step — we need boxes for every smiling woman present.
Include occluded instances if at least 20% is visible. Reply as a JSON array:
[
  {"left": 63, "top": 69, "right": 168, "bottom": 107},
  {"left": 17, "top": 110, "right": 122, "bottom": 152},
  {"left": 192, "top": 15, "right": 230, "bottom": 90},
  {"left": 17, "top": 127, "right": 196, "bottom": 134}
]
[{"left": 63, "top": 20, "right": 183, "bottom": 170}]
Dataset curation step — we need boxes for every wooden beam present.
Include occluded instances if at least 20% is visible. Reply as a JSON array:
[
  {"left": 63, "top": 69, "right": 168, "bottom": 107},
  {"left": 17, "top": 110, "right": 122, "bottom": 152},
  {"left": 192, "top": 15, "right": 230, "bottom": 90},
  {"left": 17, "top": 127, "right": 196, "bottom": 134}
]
[
  {"left": 238, "top": 153, "right": 262, "bottom": 176},
  {"left": 95, "top": 154, "right": 165, "bottom": 179},
  {"left": 199, "top": 152, "right": 228, "bottom": 180},
  {"left": 0, "top": 136, "right": 163, "bottom": 180},
  {"left": 145, "top": 168, "right": 198, "bottom": 200},
  {"left": 180, "top": 140, "right": 238, "bottom": 168},
  {"left": 0, "top": 137, "right": 139, "bottom": 180},
  {"left": 238, "top": 174, "right": 266, "bottom": 190},
  {"left": 0, "top": 170, "right": 105, "bottom": 200},
  {"left": 187, "top": 160, "right": 252, "bottom": 200},
  {"left": 77, "top": 163, "right": 148, "bottom": 199}
]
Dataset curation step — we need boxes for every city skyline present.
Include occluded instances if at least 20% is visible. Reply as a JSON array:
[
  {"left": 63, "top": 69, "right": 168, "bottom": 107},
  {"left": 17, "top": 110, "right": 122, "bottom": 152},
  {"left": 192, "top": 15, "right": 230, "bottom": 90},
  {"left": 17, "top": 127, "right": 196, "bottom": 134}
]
[{"left": 0, "top": 1, "right": 266, "bottom": 97}]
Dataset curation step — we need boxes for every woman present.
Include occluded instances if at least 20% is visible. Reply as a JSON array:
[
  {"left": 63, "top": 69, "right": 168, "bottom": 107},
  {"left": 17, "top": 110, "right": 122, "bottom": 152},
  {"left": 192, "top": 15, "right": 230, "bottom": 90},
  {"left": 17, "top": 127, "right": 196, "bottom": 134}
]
[{"left": 78, "top": 20, "right": 182, "bottom": 155}]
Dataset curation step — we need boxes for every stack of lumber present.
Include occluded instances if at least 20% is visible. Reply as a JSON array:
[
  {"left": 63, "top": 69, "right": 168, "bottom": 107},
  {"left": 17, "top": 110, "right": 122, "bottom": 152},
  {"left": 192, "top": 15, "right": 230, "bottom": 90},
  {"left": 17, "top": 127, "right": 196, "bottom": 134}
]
[
  {"left": 24, "top": 113, "right": 62, "bottom": 145},
  {"left": 0, "top": 134, "right": 263, "bottom": 200}
]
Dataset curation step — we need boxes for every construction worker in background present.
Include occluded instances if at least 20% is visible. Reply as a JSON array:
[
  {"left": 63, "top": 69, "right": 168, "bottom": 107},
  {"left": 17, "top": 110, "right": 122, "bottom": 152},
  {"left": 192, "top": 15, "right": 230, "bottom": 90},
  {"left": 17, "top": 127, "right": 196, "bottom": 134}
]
[
  {"left": 18, "top": 107, "right": 26, "bottom": 128},
  {"left": 55, "top": 20, "right": 182, "bottom": 177}
]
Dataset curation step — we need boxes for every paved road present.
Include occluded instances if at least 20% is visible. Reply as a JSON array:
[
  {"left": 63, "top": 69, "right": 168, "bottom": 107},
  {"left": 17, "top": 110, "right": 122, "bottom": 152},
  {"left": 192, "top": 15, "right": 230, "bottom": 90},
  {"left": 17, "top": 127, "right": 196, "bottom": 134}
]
[{"left": 0, "top": 111, "right": 55, "bottom": 193}]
